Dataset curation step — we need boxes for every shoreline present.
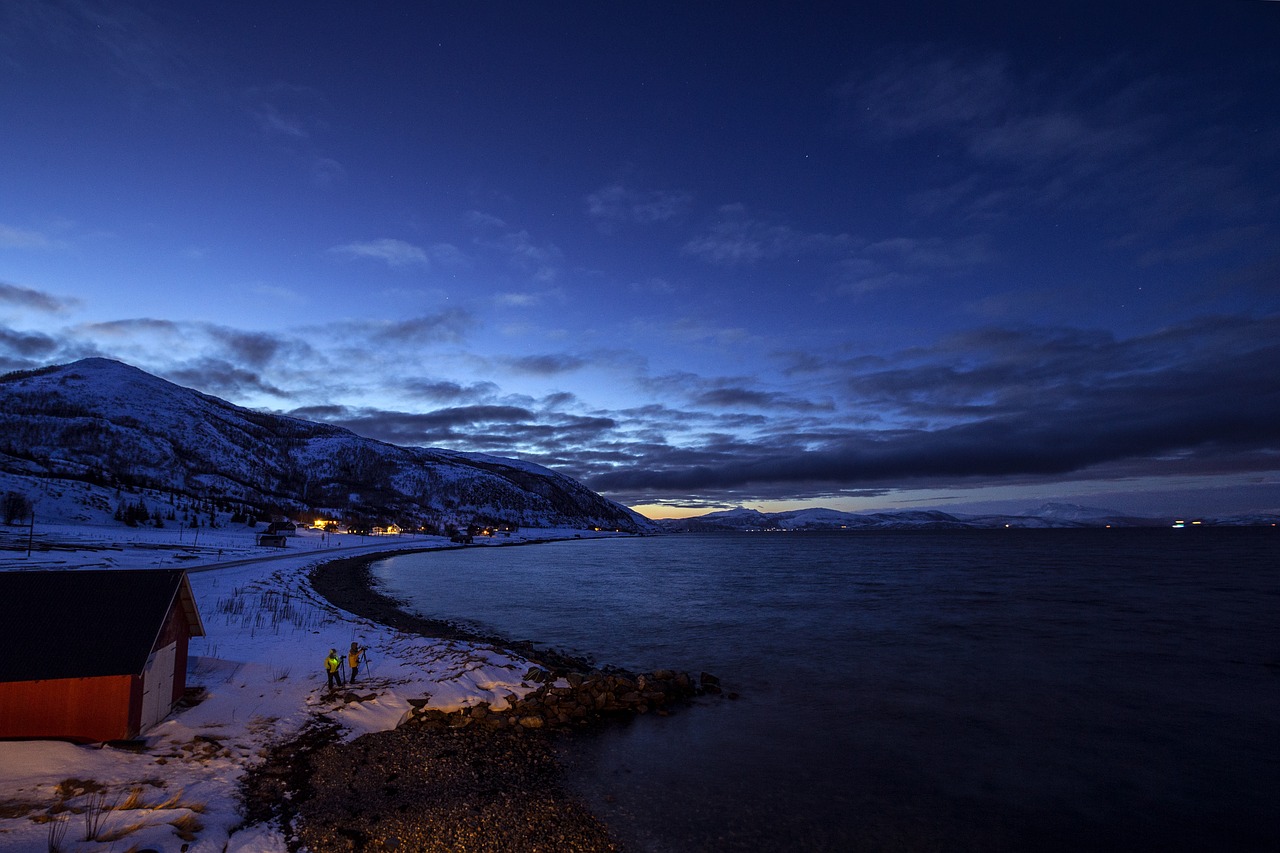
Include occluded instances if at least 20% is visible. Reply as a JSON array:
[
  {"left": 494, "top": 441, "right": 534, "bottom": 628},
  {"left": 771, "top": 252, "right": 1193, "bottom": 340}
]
[
  {"left": 296, "top": 543, "right": 632, "bottom": 851},
  {"left": 309, "top": 541, "right": 629, "bottom": 672},
  {"left": 309, "top": 546, "right": 478, "bottom": 640}
]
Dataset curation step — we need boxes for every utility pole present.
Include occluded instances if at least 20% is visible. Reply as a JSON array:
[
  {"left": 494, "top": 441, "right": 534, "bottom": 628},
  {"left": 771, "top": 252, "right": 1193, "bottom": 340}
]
[{"left": 25, "top": 507, "right": 34, "bottom": 559}]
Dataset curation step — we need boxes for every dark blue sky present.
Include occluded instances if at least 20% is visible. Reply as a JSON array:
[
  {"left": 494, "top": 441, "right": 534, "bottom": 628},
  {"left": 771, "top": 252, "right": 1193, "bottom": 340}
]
[{"left": 2, "top": 1, "right": 1278, "bottom": 517}]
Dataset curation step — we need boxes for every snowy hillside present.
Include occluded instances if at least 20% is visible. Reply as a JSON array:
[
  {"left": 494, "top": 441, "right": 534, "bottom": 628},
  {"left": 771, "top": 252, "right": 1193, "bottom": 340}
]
[{"left": 0, "top": 358, "right": 652, "bottom": 532}]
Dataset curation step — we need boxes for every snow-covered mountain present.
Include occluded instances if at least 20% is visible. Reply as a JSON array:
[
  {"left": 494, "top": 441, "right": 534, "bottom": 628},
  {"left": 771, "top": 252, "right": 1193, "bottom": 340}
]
[
  {"left": 0, "top": 358, "right": 652, "bottom": 532},
  {"left": 658, "top": 503, "right": 1275, "bottom": 531},
  {"left": 663, "top": 507, "right": 982, "bottom": 531}
]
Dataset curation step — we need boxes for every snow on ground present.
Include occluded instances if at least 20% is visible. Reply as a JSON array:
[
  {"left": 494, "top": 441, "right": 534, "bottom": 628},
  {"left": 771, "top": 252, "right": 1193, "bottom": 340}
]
[{"left": 0, "top": 521, "right": 607, "bottom": 853}]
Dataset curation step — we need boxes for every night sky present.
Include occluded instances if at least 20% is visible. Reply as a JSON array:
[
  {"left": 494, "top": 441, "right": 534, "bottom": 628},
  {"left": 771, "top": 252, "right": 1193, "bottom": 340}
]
[{"left": 2, "top": 1, "right": 1278, "bottom": 518}]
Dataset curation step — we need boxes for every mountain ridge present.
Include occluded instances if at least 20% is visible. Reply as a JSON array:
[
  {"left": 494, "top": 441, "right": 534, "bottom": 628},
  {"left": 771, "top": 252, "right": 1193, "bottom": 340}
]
[
  {"left": 658, "top": 503, "right": 1277, "bottom": 531},
  {"left": 0, "top": 358, "right": 651, "bottom": 533}
]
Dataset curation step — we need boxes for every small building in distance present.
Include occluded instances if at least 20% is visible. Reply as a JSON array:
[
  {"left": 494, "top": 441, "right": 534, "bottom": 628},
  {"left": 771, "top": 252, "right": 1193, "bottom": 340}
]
[
  {"left": 263, "top": 521, "right": 297, "bottom": 536},
  {"left": 0, "top": 569, "right": 205, "bottom": 743},
  {"left": 255, "top": 533, "right": 288, "bottom": 548}
]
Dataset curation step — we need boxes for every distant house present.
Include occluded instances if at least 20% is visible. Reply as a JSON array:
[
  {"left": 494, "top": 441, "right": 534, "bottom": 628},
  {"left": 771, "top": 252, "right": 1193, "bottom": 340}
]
[
  {"left": 0, "top": 569, "right": 205, "bottom": 743},
  {"left": 263, "top": 521, "right": 296, "bottom": 536},
  {"left": 256, "top": 533, "right": 288, "bottom": 548}
]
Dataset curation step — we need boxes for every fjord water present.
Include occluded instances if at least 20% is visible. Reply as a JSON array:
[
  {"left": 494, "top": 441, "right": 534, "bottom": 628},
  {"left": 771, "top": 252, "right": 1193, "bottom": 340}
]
[{"left": 372, "top": 530, "right": 1278, "bottom": 851}]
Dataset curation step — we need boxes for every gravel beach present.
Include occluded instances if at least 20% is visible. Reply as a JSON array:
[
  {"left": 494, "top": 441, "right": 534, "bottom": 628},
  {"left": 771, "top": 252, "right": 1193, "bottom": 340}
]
[{"left": 288, "top": 549, "right": 624, "bottom": 852}]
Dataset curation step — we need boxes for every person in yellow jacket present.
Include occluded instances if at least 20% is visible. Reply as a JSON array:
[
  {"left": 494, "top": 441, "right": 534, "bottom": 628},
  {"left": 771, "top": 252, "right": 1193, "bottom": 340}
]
[
  {"left": 347, "top": 642, "right": 366, "bottom": 683},
  {"left": 324, "top": 648, "right": 342, "bottom": 690}
]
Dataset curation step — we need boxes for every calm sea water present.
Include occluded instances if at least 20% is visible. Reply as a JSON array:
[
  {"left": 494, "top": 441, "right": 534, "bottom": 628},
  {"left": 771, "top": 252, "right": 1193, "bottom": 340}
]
[{"left": 371, "top": 530, "right": 1279, "bottom": 852}]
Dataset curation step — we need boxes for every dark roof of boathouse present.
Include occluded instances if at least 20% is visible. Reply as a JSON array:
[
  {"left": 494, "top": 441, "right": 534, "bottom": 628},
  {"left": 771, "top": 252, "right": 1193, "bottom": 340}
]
[{"left": 0, "top": 569, "right": 205, "bottom": 683}]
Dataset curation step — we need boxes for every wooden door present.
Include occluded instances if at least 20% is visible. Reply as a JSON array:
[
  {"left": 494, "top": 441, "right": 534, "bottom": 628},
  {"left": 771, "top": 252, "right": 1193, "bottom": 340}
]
[{"left": 140, "top": 641, "right": 177, "bottom": 732}]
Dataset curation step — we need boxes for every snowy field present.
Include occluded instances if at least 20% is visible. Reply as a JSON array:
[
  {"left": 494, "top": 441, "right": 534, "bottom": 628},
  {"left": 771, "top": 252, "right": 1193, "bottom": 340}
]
[{"left": 0, "top": 519, "right": 606, "bottom": 853}]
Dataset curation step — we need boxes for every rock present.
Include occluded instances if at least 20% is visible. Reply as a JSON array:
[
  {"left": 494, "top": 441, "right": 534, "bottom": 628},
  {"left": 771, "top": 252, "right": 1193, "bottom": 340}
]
[{"left": 392, "top": 659, "right": 714, "bottom": 736}]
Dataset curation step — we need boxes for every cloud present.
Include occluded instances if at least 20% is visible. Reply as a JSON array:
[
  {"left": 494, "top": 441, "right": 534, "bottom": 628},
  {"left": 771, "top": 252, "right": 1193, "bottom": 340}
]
[
  {"left": 311, "top": 157, "right": 347, "bottom": 188},
  {"left": 82, "top": 318, "right": 182, "bottom": 338},
  {"left": 252, "top": 101, "right": 309, "bottom": 139},
  {"left": 288, "top": 404, "right": 350, "bottom": 421},
  {"left": 68, "top": 318, "right": 319, "bottom": 394},
  {"left": 380, "top": 309, "right": 475, "bottom": 344},
  {"left": 694, "top": 386, "right": 834, "bottom": 413},
  {"left": 587, "top": 184, "right": 692, "bottom": 230},
  {"left": 841, "top": 46, "right": 1267, "bottom": 259},
  {"left": 583, "top": 314, "right": 1280, "bottom": 503},
  {"left": 0, "top": 325, "right": 59, "bottom": 358},
  {"left": 164, "top": 358, "right": 290, "bottom": 399},
  {"left": 6, "top": 0, "right": 189, "bottom": 92},
  {"left": 833, "top": 234, "right": 993, "bottom": 296},
  {"left": 245, "top": 82, "right": 329, "bottom": 141},
  {"left": 968, "top": 110, "right": 1149, "bottom": 166},
  {"left": 0, "top": 281, "right": 76, "bottom": 312},
  {"left": 465, "top": 210, "right": 507, "bottom": 229},
  {"left": 504, "top": 354, "right": 587, "bottom": 376},
  {"left": 250, "top": 283, "right": 307, "bottom": 304},
  {"left": 683, "top": 204, "right": 852, "bottom": 266},
  {"left": 330, "top": 238, "right": 431, "bottom": 268},
  {"left": 462, "top": 211, "right": 564, "bottom": 281},
  {"left": 309, "top": 403, "right": 623, "bottom": 458},
  {"left": 629, "top": 277, "right": 676, "bottom": 295},
  {"left": 848, "top": 50, "right": 1010, "bottom": 140},
  {"left": 303, "top": 404, "right": 538, "bottom": 446},
  {"left": 865, "top": 235, "right": 992, "bottom": 270},
  {"left": 491, "top": 230, "right": 563, "bottom": 281},
  {"left": 0, "top": 224, "right": 68, "bottom": 250},
  {"left": 33, "top": 297, "right": 1278, "bottom": 512},
  {"left": 206, "top": 328, "right": 287, "bottom": 368},
  {"left": 401, "top": 378, "right": 500, "bottom": 404},
  {"left": 495, "top": 291, "right": 541, "bottom": 308}
]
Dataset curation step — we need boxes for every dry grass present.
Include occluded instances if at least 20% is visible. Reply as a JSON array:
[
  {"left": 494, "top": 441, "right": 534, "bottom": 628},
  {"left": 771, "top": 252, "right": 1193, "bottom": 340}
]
[
  {"left": 53, "top": 778, "right": 105, "bottom": 800},
  {"left": 45, "top": 813, "right": 69, "bottom": 852},
  {"left": 0, "top": 800, "right": 42, "bottom": 819},
  {"left": 81, "top": 790, "right": 112, "bottom": 842},
  {"left": 117, "top": 787, "right": 147, "bottom": 810},
  {"left": 32, "top": 781, "right": 208, "bottom": 847},
  {"left": 94, "top": 818, "right": 150, "bottom": 843},
  {"left": 169, "top": 812, "right": 204, "bottom": 841}
]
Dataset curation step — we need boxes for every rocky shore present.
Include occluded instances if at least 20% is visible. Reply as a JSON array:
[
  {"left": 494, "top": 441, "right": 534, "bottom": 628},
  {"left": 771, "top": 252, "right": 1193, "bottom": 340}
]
[{"left": 263, "top": 547, "right": 719, "bottom": 852}]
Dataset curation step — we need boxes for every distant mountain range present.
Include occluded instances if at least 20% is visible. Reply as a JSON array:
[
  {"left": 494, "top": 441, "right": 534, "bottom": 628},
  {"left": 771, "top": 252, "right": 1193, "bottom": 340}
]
[
  {"left": 657, "top": 502, "right": 1278, "bottom": 531},
  {"left": 0, "top": 358, "right": 651, "bottom": 533}
]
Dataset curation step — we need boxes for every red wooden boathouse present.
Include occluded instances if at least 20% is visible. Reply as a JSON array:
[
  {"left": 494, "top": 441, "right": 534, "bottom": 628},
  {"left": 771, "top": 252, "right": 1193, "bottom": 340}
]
[{"left": 0, "top": 569, "right": 205, "bottom": 742}]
